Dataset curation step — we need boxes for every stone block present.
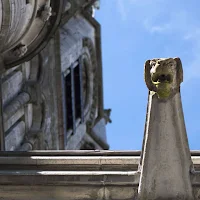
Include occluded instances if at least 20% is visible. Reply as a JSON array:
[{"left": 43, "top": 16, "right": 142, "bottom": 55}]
[
  {"left": 4, "top": 107, "right": 24, "bottom": 132},
  {"left": 65, "top": 124, "right": 86, "bottom": 149},
  {"left": 2, "top": 70, "right": 23, "bottom": 106},
  {"left": 5, "top": 120, "right": 25, "bottom": 151},
  {"left": 92, "top": 118, "right": 107, "bottom": 143}
]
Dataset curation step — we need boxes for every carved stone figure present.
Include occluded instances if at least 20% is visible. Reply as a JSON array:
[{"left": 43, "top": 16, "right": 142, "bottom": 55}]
[
  {"left": 138, "top": 57, "right": 194, "bottom": 200},
  {"left": 144, "top": 57, "right": 183, "bottom": 99},
  {"left": 41, "top": 5, "right": 52, "bottom": 22},
  {"left": 104, "top": 109, "right": 112, "bottom": 124}
]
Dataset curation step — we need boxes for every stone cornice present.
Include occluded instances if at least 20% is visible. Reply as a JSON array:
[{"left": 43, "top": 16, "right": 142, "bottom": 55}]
[
  {"left": 0, "top": 151, "right": 200, "bottom": 199},
  {"left": 0, "top": 151, "right": 200, "bottom": 170}
]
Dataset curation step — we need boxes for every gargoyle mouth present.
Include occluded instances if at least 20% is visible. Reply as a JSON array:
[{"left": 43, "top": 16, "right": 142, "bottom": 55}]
[{"left": 152, "top": 74, "right": 172, "bottom": 83}]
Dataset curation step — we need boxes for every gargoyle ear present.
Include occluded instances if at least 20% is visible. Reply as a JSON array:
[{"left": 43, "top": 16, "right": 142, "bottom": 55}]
[
  {"left": 144, "top": 60, "right": 157, "bottom": 91},
  {"left": 174, "top": 57, "right": 183, "bottom": 85}
]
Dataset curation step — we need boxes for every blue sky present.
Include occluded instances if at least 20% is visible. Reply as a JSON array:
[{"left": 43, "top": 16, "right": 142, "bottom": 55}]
[{"left": 96, "top": 0, "right": 200, "bottom": 150}]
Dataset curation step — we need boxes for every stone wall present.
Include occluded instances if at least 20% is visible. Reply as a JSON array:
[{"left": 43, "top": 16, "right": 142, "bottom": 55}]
[
  {"left": 0, "top": 0, "right": 109, "bottom": 151},
  {"left": 1, "top": 63, "right": 31, "bottom": 150}
]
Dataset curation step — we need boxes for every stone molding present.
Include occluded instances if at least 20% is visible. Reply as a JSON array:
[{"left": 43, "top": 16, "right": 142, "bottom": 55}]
[
  {"left": 0, "top": 153, "right": 200, "bottom": 199},
  {"left": 82, "top": 37, "right": 98, "bottom": 126}
]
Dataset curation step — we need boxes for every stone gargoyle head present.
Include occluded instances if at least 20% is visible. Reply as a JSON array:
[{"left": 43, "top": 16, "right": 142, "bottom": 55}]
[{"left": 144, "top": 57, "right": 183, "bottom": 99}]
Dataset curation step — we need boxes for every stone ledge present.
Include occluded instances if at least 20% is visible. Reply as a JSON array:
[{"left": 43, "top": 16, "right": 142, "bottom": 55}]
[
  {"left": 1, "top": 150, "right": 200, "bottom": 156},
  {"left": 0, "top": 152, "right": 200, "bottom": 199},
  {"left": 0, "top": 156, "right": 140, "bottom": 171},
  {"left": 0, "top": 154, "right": 200, "bottom": 171},
  {"left": 0, "top": 185, "right": 138, "bottom": 200},
  {"left": 0, "top": 171, "right": 140, "bottom": 185}
]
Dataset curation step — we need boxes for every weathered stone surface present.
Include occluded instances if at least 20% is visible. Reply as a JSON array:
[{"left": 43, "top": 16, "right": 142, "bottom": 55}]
[
  {"left": 5, "top": 121, "right": 25, "bottom": 151},
  {"left": 1, "top": 65, "right": 19, "bottom": 79},
  {"left": 79, "top": 133, "right": 103, "bottom": 150},
  {"left": 0, "top": 152, "right": 200, "bottom": 199},
  {"left": 0, "top": 0, "right": 108, "bottom": 151},
  {"left": 0, "top": 185, "right": 137, "bottom": 200},
  {"left": 1, "top": 0, "right": 64, "bottom": 68},
  {"left": 4, "top": 107, "right": 24, "bottom": 132},
  {"left": 65, "top": 124, "right": 86, "bottom": 149},
  {"left": 24, "top": 103, "right": 33, "bottom": 131},
  {"left": 3, "top": 92, "right": 30, "bottom": 121},
  {"left": 37, "top": 38, "right": 61, "bottom": 150},
  {"left": 92, "top": 118, "right": 107, "bottom": 143},
  {"left": 2, "top": 70, "right": 23, "bottom": 106},
  {"left": 60, "top": 27, "right": 82, "bottom": 73},
  {"left": 139, "top": 58, "right": 194, "bottom": 200}
]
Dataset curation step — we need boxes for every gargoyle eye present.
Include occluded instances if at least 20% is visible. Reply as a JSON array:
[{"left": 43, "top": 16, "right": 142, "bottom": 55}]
[
  {"left": 168, "top": 63, "right": 174, "bottom": 67},
  {"left": 150, "top": 61, "right": 156, "bottom": 67}
]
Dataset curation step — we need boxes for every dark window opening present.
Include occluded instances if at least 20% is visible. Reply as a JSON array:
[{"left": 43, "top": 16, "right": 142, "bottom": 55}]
[
  {"left": 65, "top": 69, "right": 73, "bottom": 131},
  {"left": 64, "top": 58, "right": 84, "bottom": 137},
  {"left": 74, "top": 64, "right": 82, "bottom": 120}
]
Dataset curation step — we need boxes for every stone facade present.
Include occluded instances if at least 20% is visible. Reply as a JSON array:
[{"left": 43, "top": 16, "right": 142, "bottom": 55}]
[
  {"left": 1, "top": 1, "right": 198, "bottom": 200},
  {"left": 0, "top": 57, "right": 195, "bottom": 200},
  {"left": 0, "top": 0, "right": 109, "bottom": 151}
]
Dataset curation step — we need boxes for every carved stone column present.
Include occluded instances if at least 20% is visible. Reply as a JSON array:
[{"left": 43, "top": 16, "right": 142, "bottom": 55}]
[{"left": 138, "top": 58, "right": 194, "bottom": 200}]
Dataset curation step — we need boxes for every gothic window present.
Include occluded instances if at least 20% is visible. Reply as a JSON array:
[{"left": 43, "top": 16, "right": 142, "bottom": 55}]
[{"left": 64, "top": 57, "right": 85, "bottom": 136}]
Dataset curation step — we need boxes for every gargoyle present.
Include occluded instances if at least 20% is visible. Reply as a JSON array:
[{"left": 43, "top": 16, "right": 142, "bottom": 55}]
[
  {"left": 139, "top": 57, "right": 194, "bottom": 200},
  {"left": 144, "top": 57, "right": 183, "bottom": 99}
]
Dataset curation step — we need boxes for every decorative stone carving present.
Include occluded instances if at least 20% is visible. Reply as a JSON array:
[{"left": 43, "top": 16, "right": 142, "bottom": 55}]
[
  {"left": 82, "top": 38, "right": 98, "bottom": 130},
  {"left": 2, "top": 0, "right": 63, "bottom": 68},
  {"left": 82, "top": 54, "right": 90, "bottom": 111},
  {"left": 103, "top": 109, "right": 112, "bottom": 124},
  {"left": 41, "top": 5, "right": 52, "bottom": 22},
  {"left": 64, "top": 2, "right": 71, "bottom": 12},
  {"left": 13, "top": 44, "right": 28, "bottom": 58},
  {"left": 138, "top": 57, "right": 194, "bottom": 200},
  {"left": 144, "top": 57, "right": 183, "bottom": 99}
]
